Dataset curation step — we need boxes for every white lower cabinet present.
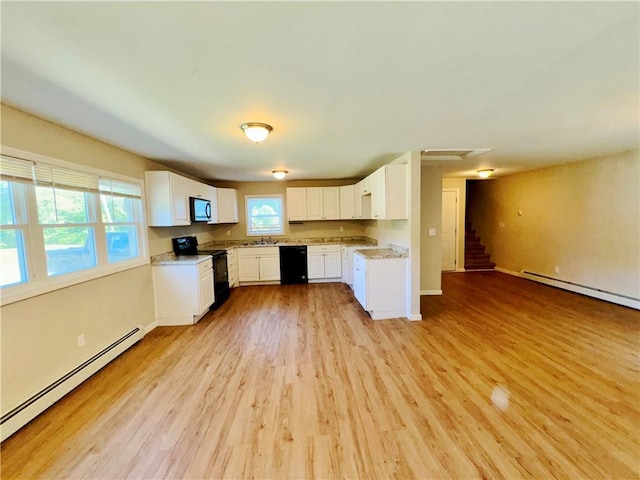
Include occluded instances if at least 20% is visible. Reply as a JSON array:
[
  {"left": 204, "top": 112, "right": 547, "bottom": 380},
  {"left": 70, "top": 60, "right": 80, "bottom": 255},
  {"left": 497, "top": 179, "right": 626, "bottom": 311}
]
[
  {"left": 353, "top": 252, "right": 407, "bottom": 320},
  {"left": 226, "top": 248, "right": 238, "bottom": 287},
  {"left": 237, "top": 247, "right": 281, "bottom": 283},
  {"left": 152, "top": 257, "right": 214, "bottom": 325},
  {"left": 307, "top": 245, "right": 341, "bottom": 281}
]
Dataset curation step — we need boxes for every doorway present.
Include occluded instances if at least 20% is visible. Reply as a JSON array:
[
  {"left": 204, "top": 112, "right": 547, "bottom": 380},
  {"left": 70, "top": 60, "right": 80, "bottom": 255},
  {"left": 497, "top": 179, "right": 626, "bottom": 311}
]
[{"left": 442, "top": 189, "right": 458, "bottom": 271}]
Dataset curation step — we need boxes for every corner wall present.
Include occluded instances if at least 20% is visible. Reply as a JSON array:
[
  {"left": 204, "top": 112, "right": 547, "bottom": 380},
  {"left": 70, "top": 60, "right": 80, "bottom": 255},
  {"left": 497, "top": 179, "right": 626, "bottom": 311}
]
[
  {"left": 1, "top": 104, "right": 157, "bottom": 415},
  {"left": 421, "top": 167, "right": 443, "bottom": 294},
  {"left": 467, "top": 150, "right": 640, "bottom": 300}
]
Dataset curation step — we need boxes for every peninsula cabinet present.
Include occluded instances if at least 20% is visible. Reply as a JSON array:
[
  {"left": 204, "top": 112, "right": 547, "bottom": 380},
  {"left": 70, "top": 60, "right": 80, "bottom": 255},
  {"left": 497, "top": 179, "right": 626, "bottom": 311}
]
[
  {"left": 152, "top": 257, "right": 214, "bottom": 325},
  {"left": 353, "top": 252, "right": 406, "bottom": 320},
  {"left": 237, "top": 247, "right": 280, "bottom": 283},
  {"left": 217, "top": 188, "right": 239, "bottom": 223}
]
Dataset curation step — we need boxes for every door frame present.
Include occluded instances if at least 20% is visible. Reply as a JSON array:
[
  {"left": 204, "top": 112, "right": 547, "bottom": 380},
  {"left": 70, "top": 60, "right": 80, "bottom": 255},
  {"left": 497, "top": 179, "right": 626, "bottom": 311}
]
[{"left": 442, "top": 188, "right": 460, "bottom": 272}]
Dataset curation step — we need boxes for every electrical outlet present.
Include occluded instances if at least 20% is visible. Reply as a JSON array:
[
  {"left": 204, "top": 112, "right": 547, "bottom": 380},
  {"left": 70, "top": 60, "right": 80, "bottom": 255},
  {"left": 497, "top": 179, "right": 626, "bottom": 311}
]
[
  {"left": 340, "top": 226, "right": 344, "bottom": 232},
  {"left": 77, "top": 334, "right": 86, "bottom": 348},
  {"left": 498, "top": 222, "right": 506, "bottom": 228},
  {"left": 226, "top": 229, "right": 231, "bottom": 236},
  {"left": 554, "top": 266, "right": 560, "bottom": 274},
  {"left": 428, "top": 228, "right": 436, "bottom": 236}
]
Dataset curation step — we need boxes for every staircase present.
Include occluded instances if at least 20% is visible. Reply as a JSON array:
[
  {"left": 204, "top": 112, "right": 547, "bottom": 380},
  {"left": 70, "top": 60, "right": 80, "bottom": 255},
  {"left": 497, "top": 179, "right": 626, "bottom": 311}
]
[{"left": 464, "top": 228, "right": 496, "bottom": 270}]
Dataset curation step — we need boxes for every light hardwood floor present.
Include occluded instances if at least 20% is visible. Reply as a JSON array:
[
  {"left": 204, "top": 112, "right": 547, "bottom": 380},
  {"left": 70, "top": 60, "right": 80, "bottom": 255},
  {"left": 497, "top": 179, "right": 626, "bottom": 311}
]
[{"left": 2, "top": 272, "right": 639, "bottom": 479}]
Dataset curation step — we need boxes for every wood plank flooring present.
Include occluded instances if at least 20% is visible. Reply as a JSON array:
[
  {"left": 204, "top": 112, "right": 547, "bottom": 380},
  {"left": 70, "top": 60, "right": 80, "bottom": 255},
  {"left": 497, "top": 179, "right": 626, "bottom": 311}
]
[{"left": 2, "top": 272, "right": 639, "bottom": 479}]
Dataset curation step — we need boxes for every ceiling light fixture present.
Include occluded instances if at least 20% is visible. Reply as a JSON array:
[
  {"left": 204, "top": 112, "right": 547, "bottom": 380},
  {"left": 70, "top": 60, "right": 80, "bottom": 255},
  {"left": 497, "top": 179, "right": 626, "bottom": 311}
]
[
  {"left": 241, "top": 122, "right": 273, "bottom": 143},
  {"left": 272, "top": 170, "right": 288, "bottom": 180},
  {"left": 477, "top": 169, "right": 494, "bottom": 179}
]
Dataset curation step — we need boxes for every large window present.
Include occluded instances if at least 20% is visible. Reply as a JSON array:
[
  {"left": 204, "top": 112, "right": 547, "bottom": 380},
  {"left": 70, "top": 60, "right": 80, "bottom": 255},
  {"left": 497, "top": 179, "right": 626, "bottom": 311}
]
[
  {"left": 0, "top": 150, "right": 147, "bottom": 305},
  {"left": 245, "top": 195, "right": 284, "bottom": 236}
]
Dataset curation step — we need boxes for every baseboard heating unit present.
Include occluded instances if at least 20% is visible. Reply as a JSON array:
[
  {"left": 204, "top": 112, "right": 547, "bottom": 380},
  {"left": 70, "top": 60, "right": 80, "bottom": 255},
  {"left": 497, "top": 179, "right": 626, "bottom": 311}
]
[
  {"left": 0, "top": 326, "right": 143, "bottom": 442},
  {"left": 521, "top": 271, "right": 640, "bottom": 310}
]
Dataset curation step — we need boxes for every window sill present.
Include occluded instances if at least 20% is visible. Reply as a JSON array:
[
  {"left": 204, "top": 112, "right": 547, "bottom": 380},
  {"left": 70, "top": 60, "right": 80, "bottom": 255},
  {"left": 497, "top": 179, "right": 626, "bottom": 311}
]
[{"left": 0, "top": 258, "right": 149, "bottom": 306}]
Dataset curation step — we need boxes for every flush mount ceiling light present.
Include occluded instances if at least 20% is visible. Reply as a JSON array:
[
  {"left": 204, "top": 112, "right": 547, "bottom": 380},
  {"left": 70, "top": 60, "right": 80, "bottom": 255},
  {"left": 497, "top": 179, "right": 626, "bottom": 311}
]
[
  {"left": 477, "top": 169, "right": 494, "bottom": 179},
  {"left": 241, "top": 122, "right": 273, "bottom": 143},
  {"left": 272, "top": 170, "right": 288, "bottom": 180}
]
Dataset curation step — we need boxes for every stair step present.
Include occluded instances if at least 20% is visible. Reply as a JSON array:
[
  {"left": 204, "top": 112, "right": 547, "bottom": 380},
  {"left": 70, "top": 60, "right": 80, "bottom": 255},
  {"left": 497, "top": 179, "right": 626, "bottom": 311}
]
[
  {"left": 465, "top": 254, "right": 493, "bottom": 265},
  {"left": 465, "top": 263, "right": 496, "bottom": 270},
  {"left": 465, "top": 245, "right": 486, "bottom": 254}
]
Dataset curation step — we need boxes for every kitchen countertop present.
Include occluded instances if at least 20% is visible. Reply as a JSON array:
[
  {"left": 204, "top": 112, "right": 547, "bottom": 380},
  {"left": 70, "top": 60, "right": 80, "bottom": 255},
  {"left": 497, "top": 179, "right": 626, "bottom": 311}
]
[
  {"left": 199, "top": 236, "right": 377, "bottom": 250},
  {"left": 151, "top": 236, "right": 378, "bottom": 264},
  {"left": 354, "top": 248, "right": 408, "bottom": 259},
  {"left": 152, "top": 254, "right": 212, "bottom": 265}
]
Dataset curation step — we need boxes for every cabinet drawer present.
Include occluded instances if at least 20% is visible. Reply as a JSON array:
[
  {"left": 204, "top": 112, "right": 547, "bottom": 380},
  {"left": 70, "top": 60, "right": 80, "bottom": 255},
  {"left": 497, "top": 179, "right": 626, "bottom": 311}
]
[
  {"left": 238, "top": 246, "right": 279, "bottom": 257},
  {"left": 308, "top": 244, "right": 341, "bottom": 254},
  {"left": 198, "top": 258, "right": 213, "bottom": 275}
]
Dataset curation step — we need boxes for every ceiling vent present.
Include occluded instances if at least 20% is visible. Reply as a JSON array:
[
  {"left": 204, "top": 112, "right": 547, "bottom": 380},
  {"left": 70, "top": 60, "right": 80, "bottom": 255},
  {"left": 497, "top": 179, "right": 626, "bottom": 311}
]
[{"left": 421, "top": 148, "right": 491, "bottom": 161}]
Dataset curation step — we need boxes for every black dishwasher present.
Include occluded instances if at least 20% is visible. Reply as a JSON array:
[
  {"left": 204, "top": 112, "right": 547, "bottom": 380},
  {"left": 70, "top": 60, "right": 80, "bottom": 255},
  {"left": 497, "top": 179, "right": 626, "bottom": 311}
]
[{"left": 279, "top": 245, "right": 308, "bottom": 284}]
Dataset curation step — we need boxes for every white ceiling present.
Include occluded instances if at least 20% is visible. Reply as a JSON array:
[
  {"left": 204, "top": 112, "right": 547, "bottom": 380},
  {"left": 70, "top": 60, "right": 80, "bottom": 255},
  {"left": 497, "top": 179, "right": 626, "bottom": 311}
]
[{"left": 1, "top": 2, "right": 638, "bottom": 182}]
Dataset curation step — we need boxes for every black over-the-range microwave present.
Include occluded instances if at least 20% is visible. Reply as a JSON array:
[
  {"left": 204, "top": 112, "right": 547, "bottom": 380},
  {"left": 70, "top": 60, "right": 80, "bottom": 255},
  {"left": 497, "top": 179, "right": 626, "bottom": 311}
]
[{"left": 189, "top": 196, "right": 212, "bottom": 223}]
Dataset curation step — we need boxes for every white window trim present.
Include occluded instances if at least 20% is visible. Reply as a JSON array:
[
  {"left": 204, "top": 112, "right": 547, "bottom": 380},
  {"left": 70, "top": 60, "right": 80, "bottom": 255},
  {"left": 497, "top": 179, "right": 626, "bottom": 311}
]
[
  {"left": 245, "top": 194, "right": 285, "bottom": 236},
  {"left": 0, "top": 146, "right": 149, "bottom": 306}
]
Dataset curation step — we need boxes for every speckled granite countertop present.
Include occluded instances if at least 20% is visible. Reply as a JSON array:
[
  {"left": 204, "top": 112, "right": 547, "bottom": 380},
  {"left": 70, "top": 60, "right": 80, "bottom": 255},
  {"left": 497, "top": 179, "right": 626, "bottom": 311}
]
[
  {"left": 199, "top": 236, "right": 377, "bottom": 250},
  {"left": 355, "top": 248, "right": 408, "bottom": 259},
  {"left": 152, "top": 254, "right": 212, "bottom": 265},
  {"left": 151, "top": 236, "right": 378, "bottom": 264}
]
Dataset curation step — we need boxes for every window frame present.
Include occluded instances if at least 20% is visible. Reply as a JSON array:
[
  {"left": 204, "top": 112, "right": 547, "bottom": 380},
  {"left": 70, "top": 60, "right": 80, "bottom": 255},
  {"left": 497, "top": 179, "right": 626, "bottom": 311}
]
[
  {"left": 245, "top": 194, "right": 285, "bottom": 237},
  {"left": 0, "top": 146, "right": 149, "bottom": 306}
]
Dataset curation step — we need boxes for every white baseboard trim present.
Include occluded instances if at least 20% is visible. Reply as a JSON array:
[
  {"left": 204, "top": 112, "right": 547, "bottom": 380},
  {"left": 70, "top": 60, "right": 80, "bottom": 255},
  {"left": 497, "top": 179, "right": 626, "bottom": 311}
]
[
  {"left": 143, "top": 321, "right": 158, "bottom": 336},
  {"left": 455, "top": 268, "right": 466, "bottom": 273},
  {"left": 521, "top": 271, "right": 640, "bottom": 310},
  {"left": 407, "top": 313, "right": 422, "bottom": 321},
  {"left": 420, "top": 289, "right": 443, "bottom": 295},
  {"left": 1, "top": 326, "right": 143, "bottom": 441},
  {"left": 495, "top": 267, "right": 521, "bottom": 277}
]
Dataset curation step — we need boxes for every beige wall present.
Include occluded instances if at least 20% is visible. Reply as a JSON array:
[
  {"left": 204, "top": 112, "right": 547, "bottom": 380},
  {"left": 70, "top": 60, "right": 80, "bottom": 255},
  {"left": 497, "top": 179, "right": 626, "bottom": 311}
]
[
  {"left": 421, "top": 167, "right": 443, "bottom": 293},
  {"left": 442, "top": 177, "right": 467, "bottom": 272},
  {"left": 1, "top": 105, "right": 162, "bottom": 412},
  {"left": 467, "top": 150, "right": 640, "bottom": 299}
]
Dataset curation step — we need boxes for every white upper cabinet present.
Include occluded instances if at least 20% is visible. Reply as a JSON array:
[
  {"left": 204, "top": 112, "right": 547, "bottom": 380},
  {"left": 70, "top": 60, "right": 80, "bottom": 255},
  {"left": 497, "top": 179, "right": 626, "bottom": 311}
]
[
  {"left": 370, "top": 164, "right": 408, "bottom": 220},
  {"left": 204, "top": 185, "right": 219, "bottom": 224},
  {"left": 217, "top": 188, "right": 238, "bottom": 223},
  {"left": 145, "top": 171, "right": 191, "bottom": 226},
  {"left": 307, "top": 187, "right": 340, "bottom": 220},
  {"left": 286, "top": 187, "right": 307, "bottom": 221},
  {"left": 339, "top": 185, "right": 355, "bottom": 220},
  {"left": 323, "top": 187, "right": 340, "bottom": 220},
  {"left": 306, "top": 187, "right": 324, "bottom": 220}
]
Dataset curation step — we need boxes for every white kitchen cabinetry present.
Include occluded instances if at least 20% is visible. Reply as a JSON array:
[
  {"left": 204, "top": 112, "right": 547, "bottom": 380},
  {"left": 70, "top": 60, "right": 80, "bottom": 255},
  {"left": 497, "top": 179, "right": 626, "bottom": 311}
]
[
  {"left": 145, "top": 171, "right": 219, "bottom": 226},
  {"left": 152, "top": 257, "right": 214, "bottom": 325},
  {"left": 226, "top": 248, "right": 238, "bottom": 287},
  {"left": 369, "top": 164, "right": 408, "bottom": 220},
  {"left": 353, "top": 252, "right": 407, "bottom": 320},
  {"left": 286, "top": 187, "right": 308, "bottom": 221},
  {"left": 307, "top": 245, "right": 342, "bottom": 281},
  {"left": 340, "top": 185, "right": 356, "bottom": 220},
  {"left": 145, "top": 171, "right": 192, "bottom": 226},
  {"left": 217, "top": 188, "right": 239, "bottom": 223},
  {"left": 205, "top": 185, "right": 219, "bottom": 224},
  {"left": 237, "top": 247, "right": 280, "bottom": 284},
  {"left": 342, "top": 245, "right": 377, "bottom": 288},
  {"left": 306, "top": 187, "right": 340, "bottom": 221}
]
